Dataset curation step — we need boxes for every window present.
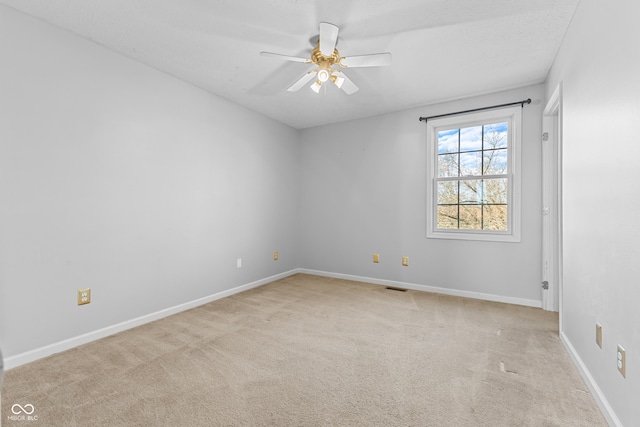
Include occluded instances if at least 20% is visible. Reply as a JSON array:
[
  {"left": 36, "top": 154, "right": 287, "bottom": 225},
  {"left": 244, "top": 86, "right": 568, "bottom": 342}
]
[{"left": 426, "top": 106, "right": 522, "bottom": 242}]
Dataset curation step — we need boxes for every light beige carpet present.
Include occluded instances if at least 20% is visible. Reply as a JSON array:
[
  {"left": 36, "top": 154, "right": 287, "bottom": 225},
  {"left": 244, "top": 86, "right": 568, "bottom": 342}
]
[{"left": 2, "top": 274, "right": 606, "bottom": 426}]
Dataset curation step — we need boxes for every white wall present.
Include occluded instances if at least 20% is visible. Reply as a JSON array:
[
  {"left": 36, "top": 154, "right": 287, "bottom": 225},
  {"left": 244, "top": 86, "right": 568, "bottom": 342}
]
[
  {"left": 546, "top": 1, "right": 640, "bottom": 425},
  {"left": 0, "top": 6, "right": 300, "bottom": 365},
  {"left": 299, "top": 85, "right": 544, "bottom": 305}
]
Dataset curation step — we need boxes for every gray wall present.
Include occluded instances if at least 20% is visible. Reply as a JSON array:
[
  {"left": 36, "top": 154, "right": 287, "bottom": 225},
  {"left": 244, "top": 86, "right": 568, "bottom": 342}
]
[
  {"left": 0, "top": 6, "right": 300, "bottom": 361},
  {"left": 546, "top": 1, "right": 640, "bottom": 425},
  {"left": 299, "top": 85, "right": 544, "bottom": 304}
]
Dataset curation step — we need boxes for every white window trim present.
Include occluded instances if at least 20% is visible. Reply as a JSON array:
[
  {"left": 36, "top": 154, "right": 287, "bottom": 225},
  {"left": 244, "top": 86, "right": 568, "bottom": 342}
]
[{"left": 426, "top": 106, "right": 522, "bottom": 242}]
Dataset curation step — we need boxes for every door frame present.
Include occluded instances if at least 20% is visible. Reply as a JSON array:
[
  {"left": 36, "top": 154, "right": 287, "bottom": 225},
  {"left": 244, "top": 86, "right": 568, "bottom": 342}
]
[{"left": 542, "top": 84, "right": 563, "bottom": 326}]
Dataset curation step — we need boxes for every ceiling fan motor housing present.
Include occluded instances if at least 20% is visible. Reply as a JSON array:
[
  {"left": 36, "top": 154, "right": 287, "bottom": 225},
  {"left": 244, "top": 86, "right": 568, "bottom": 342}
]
[
  {"left": 311, "top": 45, "right": 342, "bottom": 85},
  {"left": 311, "top": 45, "right": 340, "bottom": 66}
]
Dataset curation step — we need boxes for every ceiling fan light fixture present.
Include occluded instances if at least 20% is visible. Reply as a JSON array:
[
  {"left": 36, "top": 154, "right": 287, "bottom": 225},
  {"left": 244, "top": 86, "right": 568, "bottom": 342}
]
[
  {"left": 317, "top": 69, "right": 330, "bottom": 83},
  {"left": 310, "top": 80, "right": 322, "bottom": 93},
  {"left": 332, "top": 74, "right": 345, "bottom": 88}
]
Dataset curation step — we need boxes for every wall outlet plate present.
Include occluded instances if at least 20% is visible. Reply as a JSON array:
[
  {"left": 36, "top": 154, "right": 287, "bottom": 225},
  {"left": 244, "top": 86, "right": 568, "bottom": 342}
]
[
  {"left": 402, "top": 256, "right": 409, "bottom": 266},
  {"left": 373, "top": 253, "right": 380, "bottom": 263},
  {"left": 617, "top": 344, "right": 626, "bottom": 378},
  {"left": 78, "top": 288, "right": 91, "bottom": 305},
  {"left": 595, "top": 322, "right": 602, "bottom": 348},
  {"left": 274, "top": 251, "right": 279, "bottom": 261}
]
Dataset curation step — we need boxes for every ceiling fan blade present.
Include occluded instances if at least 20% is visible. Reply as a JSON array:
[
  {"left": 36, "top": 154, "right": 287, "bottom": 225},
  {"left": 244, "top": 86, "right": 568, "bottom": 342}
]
[
  {"left": 319, "top": 22, "right": 339, "bottom": 56},
  {"left": 340, "top": 52, "right": 392, "bottom": 68},
  {"left": 287, "top": 71, "right": 317, "bottom": 92},
  {"left": 332, "top": 71, "right": 359, "bottom": 95},
  {"left": 260, "top": 51, "right": 310, "bottom": 63}
]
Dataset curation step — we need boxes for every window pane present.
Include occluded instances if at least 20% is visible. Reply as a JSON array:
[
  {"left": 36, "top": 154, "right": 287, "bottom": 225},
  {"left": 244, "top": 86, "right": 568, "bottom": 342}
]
[
  {"left": 437, "top": 129, "right": 458, "bottom": 154},
  {"left": 460, "top": 126, "right": 482, "bottom": 152},
  {"left": 438, "top": 154, "right": 458, "bottom": 177},
  {"left": 459, "top": 180, "right": 482, "bottom": 204},
  {"left": 459, "top": 205, "right": 482, "bottom": 229},
  {"left": 483, "top": 205, "right": 508, "bottom": 230},
  {"left": 437, "top": 181, "right": 458, "bottom": 204},
  {"left": 483, "top": 178, "right": 508, "bottom": 204},
  {"left": 484, "top": 122, "right": 508, "bottom": 149},
  {"left": 483, "top": 149, "right": 507, "bottom": 175},
  {"left": 460, "top": 152, "right": 482, "bottom": 176},
  {"left": 437, "top": 205, "right": 458, "bottom": 229}
]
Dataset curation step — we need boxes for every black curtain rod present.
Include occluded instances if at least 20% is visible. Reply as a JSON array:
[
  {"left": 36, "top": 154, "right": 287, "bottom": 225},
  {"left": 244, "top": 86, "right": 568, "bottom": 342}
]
[{"left": 419, "top": 98, "right": 531, "bottom": 122}]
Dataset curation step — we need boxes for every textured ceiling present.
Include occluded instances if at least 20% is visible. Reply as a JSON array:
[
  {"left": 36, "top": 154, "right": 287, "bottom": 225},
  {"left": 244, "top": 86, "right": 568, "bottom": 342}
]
[{"left": 0, "top": 0, "right": 579, "bottom": 129}]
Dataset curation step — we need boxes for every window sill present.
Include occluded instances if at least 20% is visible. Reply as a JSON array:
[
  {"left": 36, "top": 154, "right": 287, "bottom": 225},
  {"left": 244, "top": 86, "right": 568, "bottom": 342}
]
[{"left": 427, "top": 229, "right": 521, "bottom": 243}]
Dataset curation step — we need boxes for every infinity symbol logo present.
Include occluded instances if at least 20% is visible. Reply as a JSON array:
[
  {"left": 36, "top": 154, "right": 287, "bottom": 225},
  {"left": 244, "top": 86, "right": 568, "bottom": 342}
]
[{"left": 11, "top": 404, "right": 35, "bottom": 415}]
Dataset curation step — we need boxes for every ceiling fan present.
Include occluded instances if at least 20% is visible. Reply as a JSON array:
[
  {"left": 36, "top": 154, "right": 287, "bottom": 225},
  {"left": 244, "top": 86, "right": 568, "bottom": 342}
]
[{"left": 260, "top": 22, "right": 392, "bottom": 95}]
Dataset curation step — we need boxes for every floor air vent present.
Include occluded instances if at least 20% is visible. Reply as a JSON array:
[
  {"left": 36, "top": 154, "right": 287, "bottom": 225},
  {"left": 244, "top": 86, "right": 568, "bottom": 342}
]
[{"left": 385, "top": 287, "right": 408, "bottom": 292}]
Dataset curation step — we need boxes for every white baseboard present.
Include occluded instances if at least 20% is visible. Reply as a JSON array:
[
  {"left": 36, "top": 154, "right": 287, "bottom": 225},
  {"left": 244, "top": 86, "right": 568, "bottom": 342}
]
[
  {"left": 560, "top": 331, "right": 621, "bottom": 427},
  {"left": 299, "top": 269, "right": 542, "bottom": 308},
  {"left": 4, "top": 269, "right": 299, "bottom": 370}
]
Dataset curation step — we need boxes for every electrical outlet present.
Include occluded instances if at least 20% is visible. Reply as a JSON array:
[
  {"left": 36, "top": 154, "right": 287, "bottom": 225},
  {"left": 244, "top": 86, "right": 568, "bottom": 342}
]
[
  {"left": 236, "top": 258, "right": 242, "bottom": 268},
  {"left": 373, "top": 253, "right": 380, "bottom": 263},
  {"left": 274, "top": 251, "right": 278, "bottom": 261},
  {"left": 596, "top": 323, "right": 602, "bottom": 348},
  {"left": 402, "top": 256, "right": 409, "bottom": 266},
  {"left": 77, "top": 288, "right": 91, "bottom": 305},
  {"left": 617, "top": 345, "right": 626, "bottom": 378}
]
